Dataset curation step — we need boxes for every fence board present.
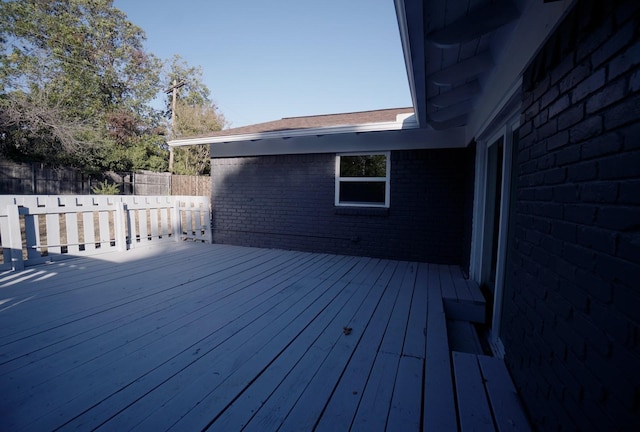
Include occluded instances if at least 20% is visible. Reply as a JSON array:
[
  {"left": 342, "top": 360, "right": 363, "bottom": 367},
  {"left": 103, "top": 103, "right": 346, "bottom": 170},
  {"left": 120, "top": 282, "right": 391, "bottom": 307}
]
[
  {"left": 171, "top": 175, "right": 210, "bottom": 196},
  {"left": 0, "top": 162, "right": 91, "bottom": 195},
  {"left": 83, "top": 211, "right": 96, "bottom": 253},
  {"left": 0, "top": 162, "right": 210, "bottom": 196},
  {"left": 133, "top": 172, "right": 171, "bottom": 196},
  {"left": 0, "top": 195, "right": 210, "bottom": 269},
  {"left": 65, "top": 212, "right": 80, "bottom": 254}
]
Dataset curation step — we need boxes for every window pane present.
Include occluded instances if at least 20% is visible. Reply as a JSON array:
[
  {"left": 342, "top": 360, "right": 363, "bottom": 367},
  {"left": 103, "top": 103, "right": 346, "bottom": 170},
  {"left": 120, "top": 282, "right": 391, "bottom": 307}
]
[
  {"left": 339, "top": 181, "right": 386, "bottom": 204},
  {"left": 340, "top": 155, "right": 386, "bottom": 177}
]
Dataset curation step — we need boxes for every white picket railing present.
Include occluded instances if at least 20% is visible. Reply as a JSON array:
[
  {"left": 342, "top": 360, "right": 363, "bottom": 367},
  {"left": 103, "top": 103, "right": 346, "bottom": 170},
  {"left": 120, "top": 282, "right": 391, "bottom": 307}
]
[{"left": 0, "top": 195, "right": 211, "bottom": 271}]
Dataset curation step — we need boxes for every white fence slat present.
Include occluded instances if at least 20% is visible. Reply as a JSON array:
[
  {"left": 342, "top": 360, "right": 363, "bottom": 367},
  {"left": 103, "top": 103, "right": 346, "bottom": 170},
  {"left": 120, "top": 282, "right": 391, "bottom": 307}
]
[
  {"left": 172, "top": 203, "right": 180, "bottom": 241},
  {"left": 139, "top": 208, "right": 149, "bottom": 242},
  {"left": 98, "top": 210, "right": 111, "bottom": 248},
  {"left": 83, "top": 211, "right": 96, "bottom": 252},
  {"left": 127, "top": 209, "right": 137, "bottom": 248},
  {"left": 203, "top": 207, "right": 212, "bottom": 243},
  {"left": 6, "top": 204, "right": 24, "bottom": 271},
  {"left": 0, "top": 215, "right": 11, "bottom": 269},
  {"left": 0, "top": 195, "right": 211, "bottom": 269},
  {"left": 150, "top": 208, "right": 159, "bottom": 239},
  {"left": 79, "top": 196, "right": 95, "bottom": 253},
  {"left": 186, "top": 206, "right": 193, "bottom": 235},
  {"left": 24, "top": 214, "right": 41, "bottom": 260},
  {"left": 65, "top": 212, "right": 80, "bottom": 254},
  {"left": 194, "top": 209, "right": 203, "bottom": 237},
  {"left": 45, "top": 197, "right": 62, "bottom": 255},
  {"left": 115, "top": 203, "right": 127, "bottom": 252},
  {"left": 160, "top": 207, "right": 169, "bottom": 238}
]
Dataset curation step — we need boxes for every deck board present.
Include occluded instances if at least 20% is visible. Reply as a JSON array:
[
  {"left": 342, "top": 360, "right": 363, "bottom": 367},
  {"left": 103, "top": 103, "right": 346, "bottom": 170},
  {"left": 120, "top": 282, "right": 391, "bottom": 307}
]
[
  {"left": 99, "top": 255, "right": 361, "bottom": 432},
  {"left": 387, "top": 355, "right": 423, "bottom": 431},
  {"left": 423, "top": 263, "right": 458, "bottom": 431},
  {"left": 0, "top": 248, "right": 280, "bottom": 359},
  {"left": 277, "top": 261, "right": 398, "bottom": 432},
  {"left": 0, "top": 242, "right": 527, "bottom": 431},
  {"left": 453, "top": 351, "right": 495, "bottom": 431},
  {"left": 0, "top": 248, "right": 295, "bottom": 374},
  {"left": 315, "top": 260, "right": 406, "bottom": 431},
  {"left": 54, "top": 254, "right": 348, "bottom": 431},
  {"left": 166, "top": 258, "right": 369, "bottom": 431}
]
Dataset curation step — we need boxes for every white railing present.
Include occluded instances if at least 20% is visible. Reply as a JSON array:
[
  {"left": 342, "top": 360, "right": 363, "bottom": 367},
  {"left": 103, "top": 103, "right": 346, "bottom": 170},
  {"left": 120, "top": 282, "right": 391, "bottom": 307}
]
[{"left": 0, "top": 195, "right": 211, "bottom": 271}]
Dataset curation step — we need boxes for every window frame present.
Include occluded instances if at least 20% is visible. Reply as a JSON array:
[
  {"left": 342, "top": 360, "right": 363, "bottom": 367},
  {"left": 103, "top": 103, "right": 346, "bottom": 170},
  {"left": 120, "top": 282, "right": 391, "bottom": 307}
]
[{"left": 335, "top": 152, "right": 390, "bottom": 208}]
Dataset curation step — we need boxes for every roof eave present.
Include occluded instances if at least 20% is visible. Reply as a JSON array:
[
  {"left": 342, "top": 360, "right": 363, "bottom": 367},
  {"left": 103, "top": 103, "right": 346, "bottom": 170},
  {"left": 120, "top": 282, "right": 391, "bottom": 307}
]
[
  {"left": 168, "top": 116, "right": 419, "bottom": 147},
  {"left": 394, "top": 0, "right": 426, "bottom": 128}
]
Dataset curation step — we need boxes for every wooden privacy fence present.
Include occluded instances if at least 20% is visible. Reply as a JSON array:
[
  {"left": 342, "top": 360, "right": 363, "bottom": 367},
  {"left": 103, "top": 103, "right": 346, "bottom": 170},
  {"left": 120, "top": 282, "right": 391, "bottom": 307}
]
[
  {"left": 0, "top": 161, "right": 211, "bottom": 196},
  {"left": 126, "top": 173, "right": 211, "bottom": 196},
  {"left": 0, "top": 195, "right": 211, "bottom": 271},
  {"left": 0, "top": 162, "right": 92, "bottom": 195},
  {"left": 171, "top": 175, "right": 210, "bottom": 196}
]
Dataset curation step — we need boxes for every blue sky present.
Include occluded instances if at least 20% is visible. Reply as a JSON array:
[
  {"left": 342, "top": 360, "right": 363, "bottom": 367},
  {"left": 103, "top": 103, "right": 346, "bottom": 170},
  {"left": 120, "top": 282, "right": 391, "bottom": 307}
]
[{"left": 112, "top": 0, "right": 411, "bottom": 128}]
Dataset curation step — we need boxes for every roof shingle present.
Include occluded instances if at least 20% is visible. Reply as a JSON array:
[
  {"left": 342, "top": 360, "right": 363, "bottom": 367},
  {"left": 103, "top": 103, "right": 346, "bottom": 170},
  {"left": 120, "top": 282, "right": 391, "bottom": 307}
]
[{"left": 184, "top": 107, "right": 414, "bottom": 140}]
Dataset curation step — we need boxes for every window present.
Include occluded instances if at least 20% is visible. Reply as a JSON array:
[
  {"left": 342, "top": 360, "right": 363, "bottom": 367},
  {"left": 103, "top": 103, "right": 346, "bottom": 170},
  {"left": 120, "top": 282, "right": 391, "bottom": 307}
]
[{"left": 335, "top": 152, "right": 390, "bottom": 207}]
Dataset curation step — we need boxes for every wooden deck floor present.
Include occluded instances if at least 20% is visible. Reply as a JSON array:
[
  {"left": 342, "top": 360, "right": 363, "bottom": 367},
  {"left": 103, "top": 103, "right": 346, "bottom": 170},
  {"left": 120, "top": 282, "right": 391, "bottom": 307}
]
[{"left": 0, "top": 242, "right": 527, "bottom": 431}]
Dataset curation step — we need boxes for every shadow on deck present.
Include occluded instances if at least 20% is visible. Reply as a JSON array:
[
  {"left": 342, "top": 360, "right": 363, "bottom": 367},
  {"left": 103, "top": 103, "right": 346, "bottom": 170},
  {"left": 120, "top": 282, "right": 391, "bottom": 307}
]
[{"left": 0, "top": 242, "right": 530, "bottom": 431}]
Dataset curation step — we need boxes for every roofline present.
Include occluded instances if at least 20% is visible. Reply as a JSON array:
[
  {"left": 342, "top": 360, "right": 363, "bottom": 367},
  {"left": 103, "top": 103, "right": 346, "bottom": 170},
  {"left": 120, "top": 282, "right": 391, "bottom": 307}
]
[
  {"left": 394, "top": 0, "right": 426, "bottom": 128},
  {"left": 168, "top": 113, "right": 417, "bottom": 147},
  {"left": 211, "top": 126, "right": 467, "bottom": 158}
]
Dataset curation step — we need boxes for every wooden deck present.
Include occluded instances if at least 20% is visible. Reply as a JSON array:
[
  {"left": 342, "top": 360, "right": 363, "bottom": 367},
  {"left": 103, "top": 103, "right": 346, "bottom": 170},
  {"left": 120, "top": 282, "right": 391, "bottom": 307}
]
[{"left": 0, "top": 242, "right": 530, "bottom": 431}]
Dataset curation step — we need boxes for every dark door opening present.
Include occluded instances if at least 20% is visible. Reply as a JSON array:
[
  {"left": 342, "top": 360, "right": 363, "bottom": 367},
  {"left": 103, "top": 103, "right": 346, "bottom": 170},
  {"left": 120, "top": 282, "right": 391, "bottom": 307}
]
[{"left": 481, "top": 136, "right": 504, "bottom": 327}]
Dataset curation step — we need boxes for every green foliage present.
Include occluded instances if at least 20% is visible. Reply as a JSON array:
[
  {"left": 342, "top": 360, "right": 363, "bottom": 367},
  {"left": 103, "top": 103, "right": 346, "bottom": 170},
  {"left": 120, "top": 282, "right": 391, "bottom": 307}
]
[
  {"left": 164, "top": 55, "right": 213, "bottom": 115},
  {"left": 166, "top": 56, "right": 227, "bottom": 175},
  {"left": 0, "top": 2, "right": 226, "bottom": 174},
  {"left": 172, "top": 145, "right": 210, "bottom": 176},
  {"left": 1, "top": 0, "right": 161, "bottom": 116},
  {"left": 339, "top": 155, "right": 387, "bottom": 177},
  {"left": 169, "top": 101, "right": 225, "bottom": 175},
  {"left": 0, "top": 0, "right": 166, "bottom": 171},
  {"left": 91, "top": 179, "right": 120, "bottom": 195}
]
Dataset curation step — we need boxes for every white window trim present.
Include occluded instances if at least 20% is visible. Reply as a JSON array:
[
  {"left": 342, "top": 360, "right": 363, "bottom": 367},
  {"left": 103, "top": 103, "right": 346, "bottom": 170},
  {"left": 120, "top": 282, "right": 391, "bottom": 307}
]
[{"left": 335, "top": 152, "right": 390, "bottom": 208}]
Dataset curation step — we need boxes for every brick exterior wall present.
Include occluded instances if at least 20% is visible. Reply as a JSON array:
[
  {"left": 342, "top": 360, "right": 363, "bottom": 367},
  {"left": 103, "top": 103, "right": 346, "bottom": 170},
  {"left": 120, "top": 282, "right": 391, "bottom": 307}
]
[
  {"left": 211, "top": 148, "right": 474, "bottom": 264},
  {"left": 504, "top": 0, "right": 640, "bottom": 430}
]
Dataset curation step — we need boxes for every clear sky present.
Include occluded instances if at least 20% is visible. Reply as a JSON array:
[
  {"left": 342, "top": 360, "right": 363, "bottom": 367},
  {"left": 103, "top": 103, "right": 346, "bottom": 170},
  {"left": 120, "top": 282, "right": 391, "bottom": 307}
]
[{"left": 112, "top": 0, "right": 412, "bottom": 128}]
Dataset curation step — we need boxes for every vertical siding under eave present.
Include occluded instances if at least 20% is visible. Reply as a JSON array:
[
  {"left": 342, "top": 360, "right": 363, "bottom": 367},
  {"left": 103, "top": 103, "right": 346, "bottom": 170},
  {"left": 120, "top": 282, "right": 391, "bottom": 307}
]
[
  {"left": 210, "top": 148, "right": 474, "bottom": 264},
  {"left": 506, "top": 0, "right": 640, "bottom": 430}
]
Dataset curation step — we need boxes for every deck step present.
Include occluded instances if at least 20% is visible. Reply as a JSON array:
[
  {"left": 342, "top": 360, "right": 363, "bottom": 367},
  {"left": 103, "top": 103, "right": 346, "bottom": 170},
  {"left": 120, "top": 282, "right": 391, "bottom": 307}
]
[
  {"left": 447, "top": 319, "right": 484, "bottom": 354},
  {"left": 423, "top": 265, "right": 458, "bottom": 431},
  {"left": 441, "top": 265, "right": 486, "bottom": 323},
  {"left": 453, "top": 352, "right": 532, "bottom": 432}
]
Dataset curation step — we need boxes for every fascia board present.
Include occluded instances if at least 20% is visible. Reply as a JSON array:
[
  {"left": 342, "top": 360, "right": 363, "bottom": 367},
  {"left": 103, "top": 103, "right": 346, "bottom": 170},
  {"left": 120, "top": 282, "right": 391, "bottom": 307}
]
[
  {"left": 394, "top": 0, "right": 426, "bottom": 128},
  {"left": 168, "top": 117, "right": 419, "bottom": 147},
  {"left": 210, "top": 126, "right": 467, "bottom": 158}
]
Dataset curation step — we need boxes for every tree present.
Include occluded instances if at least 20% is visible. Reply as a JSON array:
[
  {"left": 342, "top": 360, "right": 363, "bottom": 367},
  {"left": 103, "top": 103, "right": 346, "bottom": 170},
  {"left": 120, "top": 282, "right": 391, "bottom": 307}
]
[
  {"left": 0, "top": 0, "right": 164, "bottom": 170},
  {"left": 164, "top": 55, "right": 227, "bottom": 175},
  {"left": 163, "top": 55, "right": 213, "bottom": 118},
  {"left": 0, "top": 82, "right": 97, "bottom": 163},
  {"left": 0, "top": 2, "right": 225, "bottom": 175}
]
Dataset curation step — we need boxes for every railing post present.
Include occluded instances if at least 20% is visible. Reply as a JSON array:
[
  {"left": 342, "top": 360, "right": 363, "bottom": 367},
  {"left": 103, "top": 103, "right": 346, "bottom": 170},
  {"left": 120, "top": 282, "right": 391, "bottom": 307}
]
[
  {"left": 172, "top": 199, "right": 181, "bottom": 242},
  {"left": 205, "top": 201, "right": 212, "bottom": 244},
  {"left": 115, "top": 202, "right": 128, "bottom": 252},
  {"left": 6, "top": 204, "right": 24, "bottom": 271}
]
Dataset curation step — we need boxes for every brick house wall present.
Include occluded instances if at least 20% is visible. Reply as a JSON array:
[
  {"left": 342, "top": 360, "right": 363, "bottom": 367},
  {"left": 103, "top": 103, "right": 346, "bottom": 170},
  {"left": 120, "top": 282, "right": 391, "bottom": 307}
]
[
  {"left": 211, "top": 148, "right": 474, "bottom": 264},
  {"left": 504, "top": 0, "right": 640, "bottom": 429}
]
